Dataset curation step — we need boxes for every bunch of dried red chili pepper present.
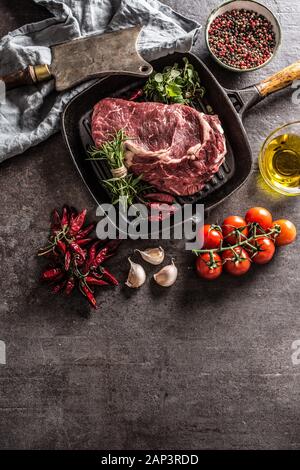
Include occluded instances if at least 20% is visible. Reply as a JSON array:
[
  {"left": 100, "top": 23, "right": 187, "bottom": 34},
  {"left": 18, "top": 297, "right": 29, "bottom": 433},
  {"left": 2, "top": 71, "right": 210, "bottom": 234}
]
[{"left": 38, "top": 206, "right": 120, "bottom": 308}]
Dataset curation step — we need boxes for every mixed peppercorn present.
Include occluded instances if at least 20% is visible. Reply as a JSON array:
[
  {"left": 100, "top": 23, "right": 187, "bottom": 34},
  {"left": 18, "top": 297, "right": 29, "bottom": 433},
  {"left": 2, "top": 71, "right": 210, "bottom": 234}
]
[
  {"left": 38, "top": 206, "right": 120, "bottom": 309},
  {"left": 208, "top": 9, "right": 276, "bottom": 70}
]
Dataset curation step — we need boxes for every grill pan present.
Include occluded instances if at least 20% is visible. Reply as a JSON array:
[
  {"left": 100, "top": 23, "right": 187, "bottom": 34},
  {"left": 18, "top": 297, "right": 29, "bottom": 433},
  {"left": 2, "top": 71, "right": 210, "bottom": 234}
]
[{"left": 62, "top": 52, "right": 300, "bottom": 213}]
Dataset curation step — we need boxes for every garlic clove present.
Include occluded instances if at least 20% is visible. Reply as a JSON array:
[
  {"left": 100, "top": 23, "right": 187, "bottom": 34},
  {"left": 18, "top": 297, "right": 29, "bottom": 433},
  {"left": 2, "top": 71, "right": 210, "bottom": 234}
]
[
  {"left": 125, "top": 258, "right": 146, "bottom": 288},
  {"left": 153, "top": 259, "right": 178, "bottom": 287},
  {"left": 135, "top": 246, "right": 165, "bottom": 265}
]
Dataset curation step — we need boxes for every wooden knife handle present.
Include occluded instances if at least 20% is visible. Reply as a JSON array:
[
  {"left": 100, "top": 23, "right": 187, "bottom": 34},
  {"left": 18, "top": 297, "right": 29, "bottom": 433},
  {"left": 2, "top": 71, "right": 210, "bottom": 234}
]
[
  {"left": 1, "top": 65, "right": 52, "bottom": 91},
  {"left": 257, "top": 61, "right": 300, "bottom": 97}
]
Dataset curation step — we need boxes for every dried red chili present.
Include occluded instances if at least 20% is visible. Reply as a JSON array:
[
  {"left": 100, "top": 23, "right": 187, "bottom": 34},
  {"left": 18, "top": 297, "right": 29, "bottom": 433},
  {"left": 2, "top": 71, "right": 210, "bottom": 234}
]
[
  {"left": 68, "top": 209, "right": 87, "bottom": 237},
  {"left": 91, "top": 246, "right": 109, "bottom": 268},
  {"left": 85, "top": 276, "right": 109, "bottom": 286},
  {"left": 56, "top": 240, "right": 66, "bottom": 255},
  {"left": 129, "top": 88, "right": 144, "bottom": 101},
  {"left": 61, "top": 206, "right": 70, "bottom": 229},
  {"left": 39, "top": 206, "right": 120, "bottom": 309},
  {"left": 87, "top": 240, "right": 100, "bottom": 263},
  {"left": 76, "top": 238, "right": 93, "bottom": 247},
  {"left": 64, "top": 251, "right": 71, "bottom": 271},
  {"left": 75, "top": 223, "right": 95, "bottom": 240},
  {"left": 69, "top": 241, "right": 86, "bottom": 260},
  {"left": 101, "top": 268, "right": 119, "bottom": 286},
  {"left": 41, "top": 268, "right": 63, "bottom": 281},
  {"left": 80, "top": 282, "right": 97, "bottom": 309},
  {"left": 51, "top": 209, "right": 61, "bottom": 233},
  {"left": 65, "top": 277, "right": 75, "bottom": 295}
]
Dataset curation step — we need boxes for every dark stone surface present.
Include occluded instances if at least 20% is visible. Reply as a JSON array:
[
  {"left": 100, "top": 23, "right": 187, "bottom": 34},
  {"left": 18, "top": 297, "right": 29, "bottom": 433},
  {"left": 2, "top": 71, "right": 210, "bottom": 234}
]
[{"left": 0, "top": 0, "right": 299, "bottom": 450}]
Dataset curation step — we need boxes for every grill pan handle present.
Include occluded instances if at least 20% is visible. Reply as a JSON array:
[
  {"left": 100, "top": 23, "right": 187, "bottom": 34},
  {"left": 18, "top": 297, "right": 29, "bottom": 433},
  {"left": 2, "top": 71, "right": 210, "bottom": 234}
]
[
  {"left": 228, "top": 60, "right": 300, "bottom": 116},
  {"left": 256, "top": 60, "right": 300, "bottom": 97}
]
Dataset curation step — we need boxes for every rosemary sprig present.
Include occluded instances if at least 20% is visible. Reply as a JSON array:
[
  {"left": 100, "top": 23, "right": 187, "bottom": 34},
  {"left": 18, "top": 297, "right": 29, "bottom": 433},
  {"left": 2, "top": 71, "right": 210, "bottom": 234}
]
[
  {"left": 88, "top": 129, "right": 148, "bottom": 206},
  {"left": 103, "top": 173, "right": 147, "bottom": 206},
  {"left": 88, "top": 129, "right": 128, "bottom": 169}
]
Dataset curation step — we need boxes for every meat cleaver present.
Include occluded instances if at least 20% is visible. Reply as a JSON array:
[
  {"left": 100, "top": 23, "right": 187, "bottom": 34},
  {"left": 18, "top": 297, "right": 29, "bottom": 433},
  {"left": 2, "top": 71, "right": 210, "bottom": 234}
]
[{"left": 1, "top": 26, "right": 153, "bottom": 92}]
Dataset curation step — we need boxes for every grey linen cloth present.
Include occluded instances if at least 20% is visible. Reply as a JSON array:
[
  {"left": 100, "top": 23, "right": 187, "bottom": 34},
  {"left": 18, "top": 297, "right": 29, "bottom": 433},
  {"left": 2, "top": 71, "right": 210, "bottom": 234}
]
[{"left": 0, "top": 0, "right": 200, "bottom": 162}]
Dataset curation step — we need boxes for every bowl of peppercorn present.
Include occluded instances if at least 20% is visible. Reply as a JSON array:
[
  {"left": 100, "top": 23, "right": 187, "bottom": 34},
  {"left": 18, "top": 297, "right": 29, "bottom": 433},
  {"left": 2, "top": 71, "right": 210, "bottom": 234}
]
[{"left": 206, "top": 0, "right": 281, "bottom": 72}]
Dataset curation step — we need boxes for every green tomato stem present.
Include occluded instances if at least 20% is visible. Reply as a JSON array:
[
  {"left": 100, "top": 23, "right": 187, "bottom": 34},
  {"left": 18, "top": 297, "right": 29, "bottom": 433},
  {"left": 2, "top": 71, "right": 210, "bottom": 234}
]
[{"left": 194, "top": 224, "right": 280, "bottom": 256}]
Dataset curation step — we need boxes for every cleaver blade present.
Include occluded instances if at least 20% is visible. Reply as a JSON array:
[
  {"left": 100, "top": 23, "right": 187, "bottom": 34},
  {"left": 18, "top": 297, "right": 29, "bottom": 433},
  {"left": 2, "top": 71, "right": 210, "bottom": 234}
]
[
  {"left": 50, "top": 26, "right": 153, "bottom": 91},
  {"left": 1, "top": 26, "right": 153, "bottom": 92}
]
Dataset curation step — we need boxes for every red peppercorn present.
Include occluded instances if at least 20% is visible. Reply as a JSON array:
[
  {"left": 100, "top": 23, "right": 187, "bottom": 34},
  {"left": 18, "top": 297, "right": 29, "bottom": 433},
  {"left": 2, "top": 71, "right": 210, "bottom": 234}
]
[{"left": 208, "top": 8, "right": 276, "bottom": 70}]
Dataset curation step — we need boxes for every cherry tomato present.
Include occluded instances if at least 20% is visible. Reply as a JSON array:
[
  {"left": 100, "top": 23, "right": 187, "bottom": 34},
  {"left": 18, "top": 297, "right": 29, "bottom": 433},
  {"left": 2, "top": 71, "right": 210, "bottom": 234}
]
[
  {"left": 245, "top": 207, "right": 273, "bottom": 232},
  {"left": 222, "top": 247, "right": 251, "bottom": 276},
  {"left": 248, "top": 236, "right": 275, "bottom": 264},
  {"left": 196, "top": 252, "right": 222, "bottom": 280},
  {"left": 272, "top": 219, "right": 297, "bottom": 246},
  {"left": 200, "top": 224, "right": 223, "bottom": 249},
  {"left": 222, "top": 216, "right": 248, "bottom": 245}
]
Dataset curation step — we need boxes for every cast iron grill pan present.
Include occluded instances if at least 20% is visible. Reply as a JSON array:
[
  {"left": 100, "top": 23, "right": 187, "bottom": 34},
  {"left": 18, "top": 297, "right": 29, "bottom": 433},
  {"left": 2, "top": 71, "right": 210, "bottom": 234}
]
[{"left": 62, "top": 52, "right": 253, "bottom": 212}]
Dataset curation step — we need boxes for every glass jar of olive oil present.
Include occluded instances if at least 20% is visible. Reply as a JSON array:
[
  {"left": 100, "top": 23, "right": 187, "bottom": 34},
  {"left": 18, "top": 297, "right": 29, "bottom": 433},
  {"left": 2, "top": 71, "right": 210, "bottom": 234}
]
[{"left": 259, "top": 122, "right": 300, "bottom": 196}]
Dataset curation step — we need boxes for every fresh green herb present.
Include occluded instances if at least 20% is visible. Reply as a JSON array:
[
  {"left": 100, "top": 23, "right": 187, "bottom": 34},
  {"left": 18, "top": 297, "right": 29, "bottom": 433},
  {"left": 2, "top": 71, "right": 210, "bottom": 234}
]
[
  {"left": 88, "top": 129, "right": 127, "bottom": 170},
  {"left": 143, "top": 58, "right": 205, "bottom": 105},
  {"left": 88, "top": 130, "right": 148, "bottom": 206},
  {"left": 102, "top": 173, "right": 146, "bottom": 206}
]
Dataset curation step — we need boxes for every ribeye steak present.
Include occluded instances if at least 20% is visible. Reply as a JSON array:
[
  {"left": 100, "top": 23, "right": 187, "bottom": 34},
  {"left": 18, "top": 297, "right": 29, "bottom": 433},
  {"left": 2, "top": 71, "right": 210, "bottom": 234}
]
[{"left": 92, "top": 98, "right": 226, "bottom": 196}]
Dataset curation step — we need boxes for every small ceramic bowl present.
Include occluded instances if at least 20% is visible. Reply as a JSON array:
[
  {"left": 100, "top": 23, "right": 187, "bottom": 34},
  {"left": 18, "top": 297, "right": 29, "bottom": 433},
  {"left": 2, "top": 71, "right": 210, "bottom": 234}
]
[{"left": 205, "top": 0, "right": 282, "bottom": 72}]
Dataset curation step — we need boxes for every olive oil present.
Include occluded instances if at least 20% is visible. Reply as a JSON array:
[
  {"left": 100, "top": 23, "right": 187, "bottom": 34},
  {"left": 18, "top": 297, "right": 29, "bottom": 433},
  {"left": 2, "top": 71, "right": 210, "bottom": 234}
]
[{"left": 260, "top": 133, "right": 300, "bottom": 194}]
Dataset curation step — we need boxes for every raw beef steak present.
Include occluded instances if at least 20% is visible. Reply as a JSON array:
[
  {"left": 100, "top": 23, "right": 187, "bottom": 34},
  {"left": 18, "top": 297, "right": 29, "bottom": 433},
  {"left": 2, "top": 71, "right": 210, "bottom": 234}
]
[{"left": 92, "top": 98, "right": 226, "bottom": 196}]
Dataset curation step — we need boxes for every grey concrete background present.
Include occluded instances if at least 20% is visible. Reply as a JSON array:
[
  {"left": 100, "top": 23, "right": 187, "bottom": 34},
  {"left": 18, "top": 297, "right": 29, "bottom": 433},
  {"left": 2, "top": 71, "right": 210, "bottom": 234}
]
[{"left": 0, "top": 0, "right": 299, "bottom": 450}]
